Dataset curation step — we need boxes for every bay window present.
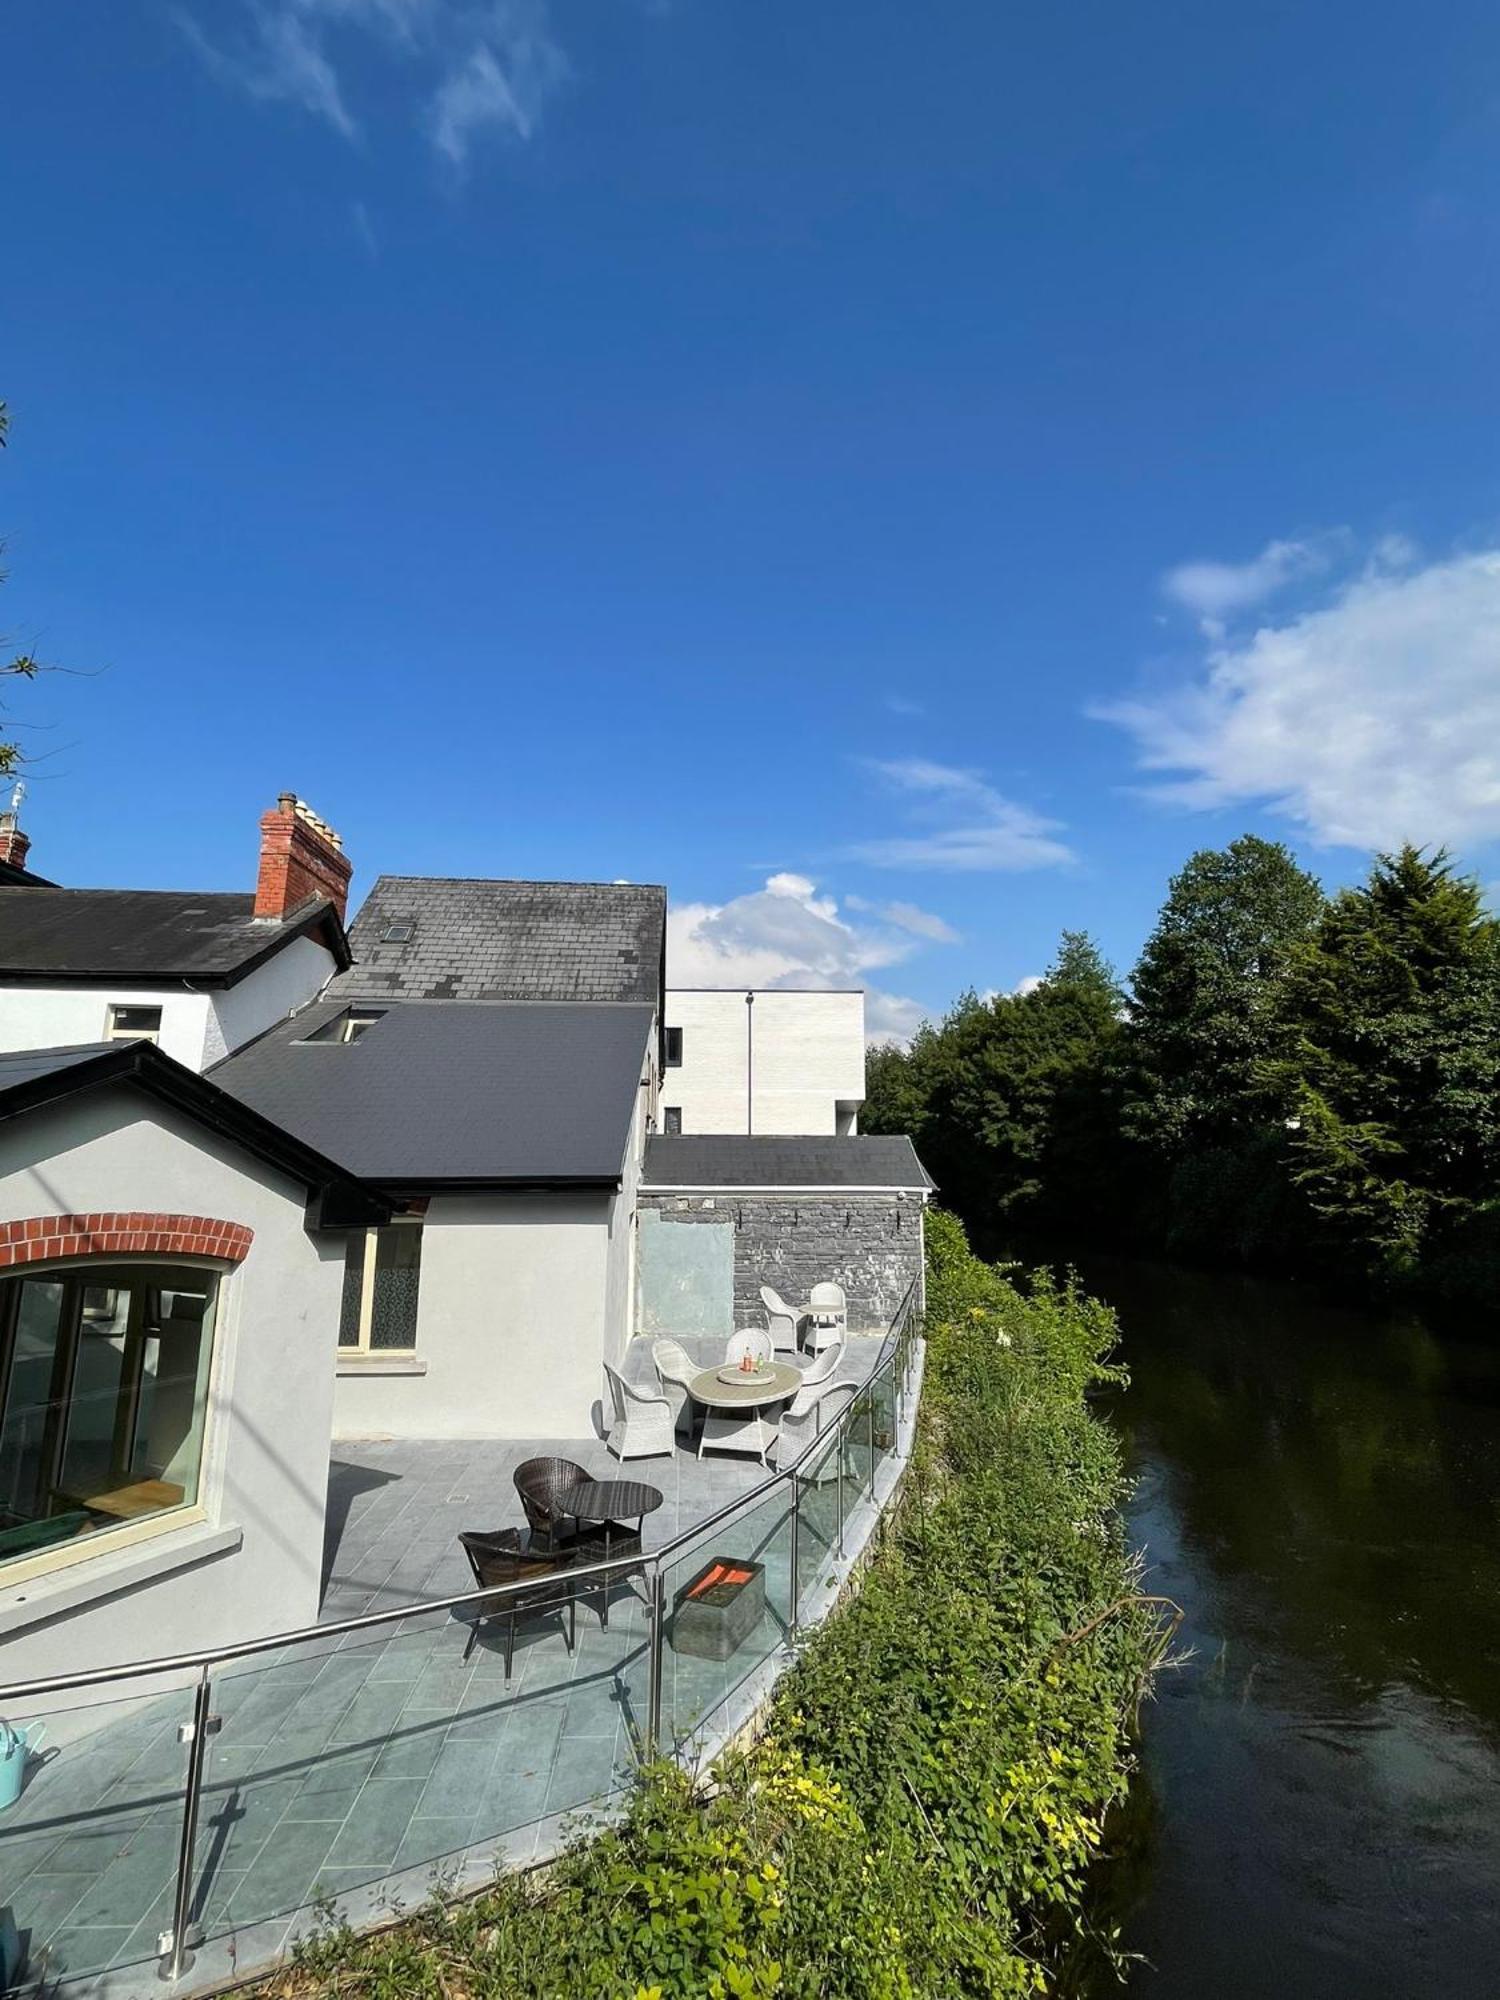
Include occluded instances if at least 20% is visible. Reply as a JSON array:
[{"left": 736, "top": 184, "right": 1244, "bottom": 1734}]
[{"left": 0, "top": 1263, "right": 218, "bottom": 1567}]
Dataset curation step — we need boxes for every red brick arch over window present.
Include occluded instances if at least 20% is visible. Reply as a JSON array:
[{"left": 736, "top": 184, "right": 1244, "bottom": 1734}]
[{"left": 0, "top": 1214, "right": 254, "bottom": 1272}]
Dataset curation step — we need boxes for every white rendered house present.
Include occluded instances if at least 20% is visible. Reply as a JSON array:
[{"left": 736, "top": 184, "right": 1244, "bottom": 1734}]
[
  {"left": 660, "top": 988, "right": 865, "bottom": 1136},
  {"left": 0, "top": 1041, "right": 384, "bottom": 1682},
  {"left": 0, "top": 794, "right": 352, "bottom": 1071}
]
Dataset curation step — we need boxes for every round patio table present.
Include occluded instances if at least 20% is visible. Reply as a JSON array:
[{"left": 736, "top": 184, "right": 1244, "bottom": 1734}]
[
  {"left": 688, "top": 1361, "right": 802, "bottom": 1465},
  {"left": 556, "top": 1478, "right": 664, "bottom": 1628}
]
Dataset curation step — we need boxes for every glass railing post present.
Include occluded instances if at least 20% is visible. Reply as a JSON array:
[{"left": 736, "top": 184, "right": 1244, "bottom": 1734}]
[
  {"left": 835, "top": 1430, "right": 846, "bottom": 1558},
  {"left": 788, "top": 1475, "right": 802, "bottom": 1636},
  {"left": 646, "top": 1563, "right": 666, "bottom": 1757},
  {"left": 158, "top": 1663, "right": 215, "bottom": 1983}
]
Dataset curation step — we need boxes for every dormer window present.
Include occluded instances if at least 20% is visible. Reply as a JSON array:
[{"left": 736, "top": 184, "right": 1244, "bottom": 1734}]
[
  {"left": 106, "top": 1004, "right": 162, "bottom": 1046},
  {"left": 302, "top": 1008, "right": 385, "bottom": 1046}
]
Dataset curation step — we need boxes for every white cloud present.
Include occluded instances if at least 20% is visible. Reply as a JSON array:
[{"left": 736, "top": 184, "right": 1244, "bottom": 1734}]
[
  {"left": 178, "top": 0, "right": 567, "bottom": 164},
  {"left": 1104, "top": 546, "right": 1500, "bottom": 851},
  {"left": 847, "top": 759, "right": 1073, "bottom": 872},
  {"left": 1161, "top": 535, "right": 1343, "bottom": 637},
  {"left": 666, "top": 872, "right": 954, "bottom": 1047},
  {"left": 845, "top": 894, "right": 961, "bottom": 944},
  {"left": 1012, "top": 974, "right": 1044, "bottom": 996},
  {"left": 429, "top": 16, "right": 566, "bottom": 167}
]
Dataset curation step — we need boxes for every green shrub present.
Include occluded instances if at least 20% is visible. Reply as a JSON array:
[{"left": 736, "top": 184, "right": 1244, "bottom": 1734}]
[{"left": 267, "top": 1212, "right": 1160, "bottom": 1999}]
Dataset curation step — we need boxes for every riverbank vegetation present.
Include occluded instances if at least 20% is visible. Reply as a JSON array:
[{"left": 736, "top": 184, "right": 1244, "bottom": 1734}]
[
  {"left": 866, "top": 838, "right": 1500, "bottom": 1308},
  {"left": 261, "top": 1212, "right": 1161, "bottom": 1999}
]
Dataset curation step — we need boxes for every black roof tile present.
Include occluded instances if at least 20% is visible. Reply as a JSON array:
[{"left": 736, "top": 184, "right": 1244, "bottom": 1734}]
[
  {"left": 0, "top": 889, "right": 350, "bottom": 984},
  {"left": 642, "top": 1134, "right": 933, "bottom": 1190},
  {"left": 211, "top": 999, "right": 653, "bottom": 1186}
]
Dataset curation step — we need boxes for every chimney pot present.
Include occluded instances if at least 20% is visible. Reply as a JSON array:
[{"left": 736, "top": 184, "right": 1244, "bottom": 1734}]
[{"left": 254, "top": 794, "right": 353, "bottom": 924}]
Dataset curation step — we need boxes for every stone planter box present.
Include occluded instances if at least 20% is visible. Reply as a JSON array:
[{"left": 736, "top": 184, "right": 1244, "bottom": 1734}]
[{"left": 670, "top": 1557, "right": 766, "bottom": 1661}]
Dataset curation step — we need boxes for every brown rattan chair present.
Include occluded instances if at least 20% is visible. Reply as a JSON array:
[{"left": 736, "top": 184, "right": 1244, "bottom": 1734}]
[
  {"left": 457, "top": 1528, "right": 576, "bottom": 1680},
  {"left": 513, "top": 1457, "right": 592, "bottom": 1550}
]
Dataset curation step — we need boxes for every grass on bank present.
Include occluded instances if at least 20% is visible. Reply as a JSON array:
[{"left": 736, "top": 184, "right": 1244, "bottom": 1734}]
[{"left": 259, "top": 1210, "right": 1167, "bottom": 1999}]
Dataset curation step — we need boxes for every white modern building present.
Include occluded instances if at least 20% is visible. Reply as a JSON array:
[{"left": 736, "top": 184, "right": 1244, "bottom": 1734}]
[{"left": 660, "top": 987, "right": 865, "bottom": 1136}]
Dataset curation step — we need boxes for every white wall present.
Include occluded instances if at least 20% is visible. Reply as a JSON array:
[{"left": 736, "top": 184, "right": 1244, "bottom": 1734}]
[
  {"left": 0, "top": 937, "right": 337, "bottom": 1073},
  {"left": 333, "top": 1191, "right": 615, "bottom": 1440},
  {"left": 0, "top": 1086, "right": 345, "bottom": 1683},
  {"left": 662, "top": 989, "right": 866, "bottom": 1135},
  {"left": 206, "top": 935, "right": 339, "bottom": 1064},
  {"left": 0, "top": 986, "right": 216, "bottom": 1070}
]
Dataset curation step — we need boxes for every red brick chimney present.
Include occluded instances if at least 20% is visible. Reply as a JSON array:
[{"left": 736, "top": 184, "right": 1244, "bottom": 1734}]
[
  {"left": 0, "top": 794, "right": 30, "bottom": 871},
  {"left": 254, "top": 793, "right": 352, "bottom": 924}
]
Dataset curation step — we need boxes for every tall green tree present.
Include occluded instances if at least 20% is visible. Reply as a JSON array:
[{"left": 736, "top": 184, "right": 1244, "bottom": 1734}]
[
  {"left": 1277, "top": 846, "right": 1500, "bottom": 1282},
  {"left": 863, "top": 932, "right": 1124, "bottom": 1247},
  {"left": 1125, "top": 835, "right": 1326, "bottom": 1153}
]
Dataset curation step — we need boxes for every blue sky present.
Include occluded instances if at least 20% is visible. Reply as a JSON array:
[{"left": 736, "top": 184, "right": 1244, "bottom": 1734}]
[{"left": 4, "top": 0, "right": 1500, "bottom": 1037}]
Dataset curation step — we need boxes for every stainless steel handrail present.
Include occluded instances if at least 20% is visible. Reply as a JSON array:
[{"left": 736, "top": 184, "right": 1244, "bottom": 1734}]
[{"left": 0, "top": 1277, "right": 922, "bottom": 1707}]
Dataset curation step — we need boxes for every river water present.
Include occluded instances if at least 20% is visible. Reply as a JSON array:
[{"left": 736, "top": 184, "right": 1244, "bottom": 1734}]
[{"left": 1086, "top": 1256, "right": 1500, "bottom": 1999}]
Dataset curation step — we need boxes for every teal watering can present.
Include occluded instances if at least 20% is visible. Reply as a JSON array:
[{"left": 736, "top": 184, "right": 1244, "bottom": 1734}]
[{"left": 0, "top": 1719, "right": 43, "bottom": 1810}]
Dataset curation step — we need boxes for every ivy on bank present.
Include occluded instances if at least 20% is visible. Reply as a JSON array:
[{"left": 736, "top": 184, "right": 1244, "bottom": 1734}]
[{"left": 264, "top": 1212, "right": 1161, "bottom": 2000}]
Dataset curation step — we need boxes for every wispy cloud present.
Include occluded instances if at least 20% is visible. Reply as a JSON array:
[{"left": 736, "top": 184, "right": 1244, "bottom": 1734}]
[
  {"left": 428, "top": 20, "right": 567, "bottom": 168},
  {"left": 845, "top": 894, "right": 961, "bottom": 944},
  {"left": 1102, "top": 539, "right": 1500, "bottom": 850},
  {"left": 883, "top": 693, "right": 925, "bottom": 717},
  {"left": 847, "top": 759, "right": 1074, "bottom": 873},
  {"left": 667, "top": 870, "right": 957, "bottom": 1047},
  {"left": 351, "top": 198, "right": 380, "bottom": 255},
  {"left": 1162, "top": 533, "right": 1347, "bottom": 638},
  {"left": 177, "top": 0, "right": 568, "bottom": 168}
]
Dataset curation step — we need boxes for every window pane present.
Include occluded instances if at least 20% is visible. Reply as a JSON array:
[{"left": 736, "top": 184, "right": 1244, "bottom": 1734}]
[
  {"left": 0, "top": 1280, "right": 67, "bottom": 1534},
  {"left": 108, "top": 1005, "right": 162, "bottom": 1040},
  {"left": 369, "top": 1227, "right": 422, "bottom": 1350},
  {"left": 338, "top": 1232, "right": 367, "bottom": 1347},
  {"left": 0, "top": 1265, "right": 216, "bottom": 1569}
]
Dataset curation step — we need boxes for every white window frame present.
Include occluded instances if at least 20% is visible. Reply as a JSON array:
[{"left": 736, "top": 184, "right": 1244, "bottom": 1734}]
[
  {"left": 338, "top": 1217, "right": 422, "bottom": 1355},
  {"left": 105, "top": 1002, "right": 163, "bottom": 1045}
]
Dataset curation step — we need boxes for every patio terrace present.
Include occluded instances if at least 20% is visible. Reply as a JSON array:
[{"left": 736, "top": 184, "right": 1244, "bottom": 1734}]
[{"left": 0, "top": 1332, "right": 916, "bottom": 2000}]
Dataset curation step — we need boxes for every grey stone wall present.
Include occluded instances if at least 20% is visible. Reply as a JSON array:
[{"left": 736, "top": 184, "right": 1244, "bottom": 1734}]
[{"left": 637, "top": 1190, "right": 923, "bottom": 1335}]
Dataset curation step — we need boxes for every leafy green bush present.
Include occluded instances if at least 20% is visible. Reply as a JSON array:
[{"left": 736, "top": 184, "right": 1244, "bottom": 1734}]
[{"left": 266, "top": 1212, "right": 1160, "bottom": 2000}]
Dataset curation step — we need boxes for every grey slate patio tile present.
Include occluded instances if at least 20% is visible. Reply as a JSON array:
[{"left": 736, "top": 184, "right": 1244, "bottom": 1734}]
[{"left": 322, "top": 1777, "right": 428, "bottom": 1870}]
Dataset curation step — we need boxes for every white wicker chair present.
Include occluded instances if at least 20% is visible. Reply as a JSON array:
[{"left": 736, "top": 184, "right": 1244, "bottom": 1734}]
[
  {"left": 760, "top": 1285, "right": 804, "bottom": 1353},
  {"left": 804, "top": 1282, "right": 847, "bottom": 1356},
  {"left": 725, "top": 1326, "right": 773, "bottom": 1369},
  {"left": 652, "top": 1338, "right": 699, "bottom": 1441},
  {"left": 776, "top": 1380, "right": 858, "bottom": 1477},
  {"left": 603, "top": 1363, "right": 675, "bottom": 1460},
  {"left": 799, "top": 1338, "right": 844, "bottom": 1392}
]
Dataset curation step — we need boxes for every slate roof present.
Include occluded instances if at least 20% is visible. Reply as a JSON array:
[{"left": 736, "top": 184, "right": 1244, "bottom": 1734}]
[
  {"left": 0, "top": 858, "right": 53, "bottom": 887},
  {"left": 642, "top": 1134, "right": 934, "bottom": 1190},
  {"left": 0, "top": 888, "right": 351, "bottom": 984},
  {"left": 335, "top": 876, "right": 667, "bottom": 1006},
  {"left": 0, "top": 1042, "right": 387, "bottom": 1226},
  {"left": 211, "top": 998, "right": 654, "bottom": 1186}
]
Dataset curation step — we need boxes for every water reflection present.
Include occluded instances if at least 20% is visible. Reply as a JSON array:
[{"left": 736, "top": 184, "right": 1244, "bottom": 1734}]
[{"left": 1082, "top": 1257, "right": 1500, "bottom": 2000}]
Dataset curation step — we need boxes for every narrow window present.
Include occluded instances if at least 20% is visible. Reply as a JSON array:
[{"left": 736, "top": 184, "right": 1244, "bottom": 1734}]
[
  {"left": 304, "top": 1007, "right": 385, "bottom": 1045},
  {"left": 663, "top": 1107, "right": 682, "bottom": 1134},
  {"left": 106, "top": 1004, "right": 162, "bottom": 1046},
  {"left": 0, "top": 1263, "right": 218, "bottom": 1569},
  {"left": 663, "top": 1026, "right": 683, "bottom": 1068},
  {"left": 338, "top": 1220, "right": 423, "bottom": 1353}
]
